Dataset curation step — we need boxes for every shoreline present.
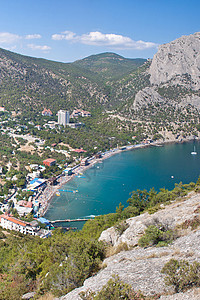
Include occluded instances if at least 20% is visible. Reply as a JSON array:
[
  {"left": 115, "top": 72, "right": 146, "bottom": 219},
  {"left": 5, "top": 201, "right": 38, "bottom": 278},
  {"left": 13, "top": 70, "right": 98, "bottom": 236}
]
[{"left": 38, "top": 137, "right": 198, "bottom": 218}]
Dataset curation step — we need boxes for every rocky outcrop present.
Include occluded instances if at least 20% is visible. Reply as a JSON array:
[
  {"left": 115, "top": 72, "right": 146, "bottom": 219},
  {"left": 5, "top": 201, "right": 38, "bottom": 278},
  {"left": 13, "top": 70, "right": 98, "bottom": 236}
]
[
  {"left": 179, "top": 93, "right": 200, "bottom": 109},
  {"left": 132, "top": 86, "right": 165, "bottom": 109},
  {"left": 60, "top": 192, "right": 200, "bottom": 299},
  {"left": 131, "top": 32, "right": 200, "bottom": 112},
  {"left": 149, "top": 32, "right": 200, "bottom": 90},
  {"left": 99, "top": 192, "right": 200, "bottom": 247}
]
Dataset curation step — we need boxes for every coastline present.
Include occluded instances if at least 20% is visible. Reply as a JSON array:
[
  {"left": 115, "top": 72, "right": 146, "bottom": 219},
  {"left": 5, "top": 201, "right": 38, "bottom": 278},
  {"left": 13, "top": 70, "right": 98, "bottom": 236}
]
[
  {"left": 38, "top": 137, "right": 198, "bottom": 218},
  {"left": 38, "top": 143, "right": 150, "bottom": 217}
]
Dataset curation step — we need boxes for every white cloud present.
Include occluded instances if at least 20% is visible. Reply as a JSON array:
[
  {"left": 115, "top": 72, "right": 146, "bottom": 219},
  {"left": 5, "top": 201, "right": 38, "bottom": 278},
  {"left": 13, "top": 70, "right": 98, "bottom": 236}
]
[
  {"left": 28, "top": 44, "right": 51, "bottom": 52},
  {"left": 52, "top": 31, "right": 76, "bottom": 41},
  {"left": 25, "top": 34, "right": 42, "bottom": 40},
  {"left": 0, "top": 32, "right": 21, "bottom": 44},
  {"left": 51, "top": 30, "right": 157, "bottom": 50}
]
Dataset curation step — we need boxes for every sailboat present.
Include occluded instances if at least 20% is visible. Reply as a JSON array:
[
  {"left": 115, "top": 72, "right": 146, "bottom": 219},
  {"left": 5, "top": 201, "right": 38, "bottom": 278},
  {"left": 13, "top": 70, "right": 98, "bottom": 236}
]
[{"left": 191, "top": 145, "right": 197, "bottom": 155}]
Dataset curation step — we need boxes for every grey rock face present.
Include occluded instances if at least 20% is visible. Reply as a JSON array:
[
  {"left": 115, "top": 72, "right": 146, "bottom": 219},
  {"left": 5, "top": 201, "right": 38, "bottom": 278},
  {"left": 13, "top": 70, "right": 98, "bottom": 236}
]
[
  {"left": 130, "top": 32, "right": 200, "bottom": 111},
  {"left": 132, "top": 87, "right": 164, "bottom": 109},
  {"left": 149, "top": 32, "right": 200, "bottom": 90}
]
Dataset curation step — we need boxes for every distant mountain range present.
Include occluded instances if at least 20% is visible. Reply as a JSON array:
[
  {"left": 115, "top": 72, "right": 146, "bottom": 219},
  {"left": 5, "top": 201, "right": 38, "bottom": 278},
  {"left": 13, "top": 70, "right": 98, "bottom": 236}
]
[
  {"left": 0, "top": 49, "right": 146, "bottom": 114},
  {"left": 73, "top": 52, "right": 146, "bottom": 80},
  {"left": 0, "top": 32, "right": 200, "bottom": 138}
]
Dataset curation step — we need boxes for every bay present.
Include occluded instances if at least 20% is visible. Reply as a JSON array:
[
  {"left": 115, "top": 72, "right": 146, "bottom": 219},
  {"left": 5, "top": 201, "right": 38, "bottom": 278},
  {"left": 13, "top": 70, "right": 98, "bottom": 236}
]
[{"left": 45, "top": 141, "right": 200, "bottom": 228}]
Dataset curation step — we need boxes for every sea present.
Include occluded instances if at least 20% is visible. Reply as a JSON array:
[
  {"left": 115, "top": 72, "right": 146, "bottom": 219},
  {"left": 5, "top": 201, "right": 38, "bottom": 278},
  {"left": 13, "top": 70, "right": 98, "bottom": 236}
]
[{"left": 45, "top": 141, "right": 200, "bottom": 229}]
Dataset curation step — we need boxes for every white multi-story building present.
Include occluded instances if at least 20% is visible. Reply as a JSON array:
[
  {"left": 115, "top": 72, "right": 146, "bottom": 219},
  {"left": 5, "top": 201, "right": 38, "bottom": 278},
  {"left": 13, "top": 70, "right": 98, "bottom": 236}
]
[
  {"left": 0, "top": 214, "right": 39, "bottom": 236},
  {"left": 58, "top": 110, "right": 70, "bottom": 127}
]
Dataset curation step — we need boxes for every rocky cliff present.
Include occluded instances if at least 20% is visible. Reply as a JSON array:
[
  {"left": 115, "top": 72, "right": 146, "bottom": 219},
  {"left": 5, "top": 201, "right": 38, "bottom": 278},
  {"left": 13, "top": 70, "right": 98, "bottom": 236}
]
[
  {"left": 149, "top": 32, "right": 200, "bottom": 90},
  {"left": 60, "top": 192, "right": 200, "bottom": 299},
  {"left": 131, "top": 32, "right": 200, "bottom": 112}
]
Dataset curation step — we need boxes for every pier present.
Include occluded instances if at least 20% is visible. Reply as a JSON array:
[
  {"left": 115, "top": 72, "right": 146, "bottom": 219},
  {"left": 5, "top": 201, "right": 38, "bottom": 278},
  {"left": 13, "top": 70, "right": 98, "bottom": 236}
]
[
  {"left": 51, "top": 218, "right": 92, "bottom": 223},
  {"left": 58, "top": 189, "right": 78, "bottom": 193}
]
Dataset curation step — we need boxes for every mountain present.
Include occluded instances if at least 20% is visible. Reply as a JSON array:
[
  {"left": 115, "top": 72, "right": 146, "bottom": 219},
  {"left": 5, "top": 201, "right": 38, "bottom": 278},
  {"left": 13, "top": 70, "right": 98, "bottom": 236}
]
[
  {"left": 0, "top": 49, "right": 146, "bottom": 114},
  {"left": 110, "top": 32, "right": 200, "bottom": 143},
  {"left": 0, "top": 32, "right": 200, "bottom": 143},
  {"left": 0, "top": 48, "right": 111, "bottom": 113},
  {"left": 73, "top": 52, "right": 146, "bottom": 80},
  {"left": 132, "top": 32, "right": 200, "bottom": 111},
  {"left": 149, "top": 32, "right": 200, "bottom": 90}
]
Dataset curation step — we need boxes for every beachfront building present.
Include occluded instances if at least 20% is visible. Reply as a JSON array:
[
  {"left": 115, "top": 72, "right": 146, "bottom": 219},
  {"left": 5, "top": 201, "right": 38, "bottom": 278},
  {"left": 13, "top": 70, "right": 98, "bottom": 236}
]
[
  {"left": 58, "top": 110, "right": 70, "bottom": 127},
  {"left": 43, "top": 159, "right": 56, "bottom": 167},
  {"left": 95, "top": 153, "right": 102, "bottom": 159},
  {"left": 0, "top": 214, "right": 39, "bottom": 236},
  {"left": 63, "top": 168, "right": 73, "bottom": 176},
  {"left": 80, "top": 158, "right": 89, "bottom": 166}
]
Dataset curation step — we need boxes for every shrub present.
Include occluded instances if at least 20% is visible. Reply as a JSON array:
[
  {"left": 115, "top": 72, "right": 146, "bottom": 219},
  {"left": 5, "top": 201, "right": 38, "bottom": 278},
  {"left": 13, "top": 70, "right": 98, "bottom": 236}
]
[
  {"left": 79, "top": 275, "right": 147, "bottom": 299},
  {"left": 181, "top": 216, "right": 200, "bottom": 230},
  {"left": 161, "top": 259, "right": 200, "bottom": 292},
  {"left": 114, "top": 221, "right": 129, "bottom": 236},
  {"left": 138, "top": 225, "right": 175, "bottom": 248}
]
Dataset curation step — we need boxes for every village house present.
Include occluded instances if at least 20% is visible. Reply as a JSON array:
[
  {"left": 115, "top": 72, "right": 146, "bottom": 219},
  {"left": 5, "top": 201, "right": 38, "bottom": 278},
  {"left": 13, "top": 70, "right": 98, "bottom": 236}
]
[
  {"left": 71, "top": 109, "right": 91, "bottom": 118},
  {"left": 42, "top": 108, "right": 53, "bottom": 116}
]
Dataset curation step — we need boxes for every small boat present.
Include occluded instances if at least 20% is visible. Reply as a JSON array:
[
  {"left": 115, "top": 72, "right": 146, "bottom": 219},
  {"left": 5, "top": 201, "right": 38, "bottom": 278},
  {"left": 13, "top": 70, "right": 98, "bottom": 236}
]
[
  {"left": 56, "top": 192, "right": 60, "bottom": 196},
  {"left": 191, "top": 146, "right": 197, "bottom": 155}
]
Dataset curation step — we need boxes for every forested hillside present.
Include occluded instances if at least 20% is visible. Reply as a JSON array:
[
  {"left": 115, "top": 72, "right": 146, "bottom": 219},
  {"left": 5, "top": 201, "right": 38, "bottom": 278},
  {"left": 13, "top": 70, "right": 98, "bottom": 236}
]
[
  {"left": 0, "top": 32, "right": 200, "bottom": 147},
  {"left": 0, "top": 49, "right": 146, "bottom": 114}
]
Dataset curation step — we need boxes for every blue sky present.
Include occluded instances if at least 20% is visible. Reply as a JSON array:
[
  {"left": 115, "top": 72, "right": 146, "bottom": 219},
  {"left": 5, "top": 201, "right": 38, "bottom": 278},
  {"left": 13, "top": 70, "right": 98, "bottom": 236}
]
[{"left": 0, "top": 0, "right": 199, "bottom": 62}]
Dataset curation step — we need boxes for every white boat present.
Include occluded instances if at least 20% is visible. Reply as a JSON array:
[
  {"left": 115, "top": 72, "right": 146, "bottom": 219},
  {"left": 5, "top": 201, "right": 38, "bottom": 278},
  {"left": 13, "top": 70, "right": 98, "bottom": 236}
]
[{"left": 191, "top": 145, "right": 197, "bottom": 155}]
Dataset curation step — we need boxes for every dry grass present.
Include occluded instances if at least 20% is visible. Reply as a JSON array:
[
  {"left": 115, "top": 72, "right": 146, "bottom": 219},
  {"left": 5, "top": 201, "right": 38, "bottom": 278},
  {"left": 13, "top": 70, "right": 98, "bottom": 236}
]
[
  {"left": 105, "top": 242, "right": 129, "bottom": 257},
  {"left": 172, "top": 248, "right": 181, "bottom": 256},
  {"left": 144, "top": 251, "right": 170, "bottom": 260},
  {"left": 99, "top": 262, "right": 107, "bottom": 270},
  {"left": 38, "top": 293, "right": 55, "bottom": 300}
]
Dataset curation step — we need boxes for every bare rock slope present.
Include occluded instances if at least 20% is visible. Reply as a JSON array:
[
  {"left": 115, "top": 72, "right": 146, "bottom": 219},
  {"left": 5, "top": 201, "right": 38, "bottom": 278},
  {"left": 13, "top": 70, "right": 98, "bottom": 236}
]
[
  {"left": 132, "top": 32, "right": 200, "bottom": 110},
  {"left": 60, "top": 192, "right": 200, "bottom": 299},
  {"left": 149, "top": 32, "right": 200, "bottom": 90}
]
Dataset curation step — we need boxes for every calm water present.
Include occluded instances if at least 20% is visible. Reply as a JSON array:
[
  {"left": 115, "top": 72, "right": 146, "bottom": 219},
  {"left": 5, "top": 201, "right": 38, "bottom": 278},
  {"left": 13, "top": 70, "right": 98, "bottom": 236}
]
[{"left": 45, "top": 141, "right": 200, "bottom": 228}]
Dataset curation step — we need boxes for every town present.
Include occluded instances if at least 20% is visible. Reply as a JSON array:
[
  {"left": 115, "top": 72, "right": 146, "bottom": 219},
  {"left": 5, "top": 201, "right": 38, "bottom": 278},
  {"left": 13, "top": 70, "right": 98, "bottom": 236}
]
[{"left": 0, "top": 107, "right": 94, "bottom": 237}]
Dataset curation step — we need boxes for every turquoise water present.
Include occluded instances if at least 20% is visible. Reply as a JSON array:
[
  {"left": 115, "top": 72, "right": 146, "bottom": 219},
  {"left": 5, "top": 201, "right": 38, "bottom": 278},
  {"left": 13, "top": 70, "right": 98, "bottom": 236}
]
[{"left": 45, "top": 141, "right": 200, "bottom": 228}]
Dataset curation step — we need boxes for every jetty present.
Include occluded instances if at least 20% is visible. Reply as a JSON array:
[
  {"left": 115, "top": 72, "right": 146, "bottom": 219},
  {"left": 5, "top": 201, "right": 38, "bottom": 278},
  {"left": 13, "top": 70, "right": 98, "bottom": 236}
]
[
  {"left": 51, "top": 218, "right": 91, "bottom": 223},
  {"left": 58, "top": 189, "right": 78, "bottom": 193}
]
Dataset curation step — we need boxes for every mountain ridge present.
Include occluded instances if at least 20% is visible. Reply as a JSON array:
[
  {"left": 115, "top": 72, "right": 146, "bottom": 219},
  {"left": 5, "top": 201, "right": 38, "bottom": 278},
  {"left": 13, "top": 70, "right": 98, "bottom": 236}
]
[{"left": 0, "top": 32, "right": 200, "bottom": 144}]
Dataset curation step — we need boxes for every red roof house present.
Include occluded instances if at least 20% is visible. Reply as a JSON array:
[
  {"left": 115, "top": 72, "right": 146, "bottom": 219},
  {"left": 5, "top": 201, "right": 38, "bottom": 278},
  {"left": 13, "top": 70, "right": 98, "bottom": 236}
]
[
  {"left": 42, "top": 108, "right": 53, "bottom": 116},
  {"left": 43, "top": 158, "right": 56, "bottom": 167}
]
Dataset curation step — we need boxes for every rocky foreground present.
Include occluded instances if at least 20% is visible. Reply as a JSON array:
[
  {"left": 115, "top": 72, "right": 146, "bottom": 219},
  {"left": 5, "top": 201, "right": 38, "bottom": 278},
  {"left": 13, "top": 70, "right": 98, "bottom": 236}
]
[{"left": 60, "top": 191, "right": 200, "bottom": 299}]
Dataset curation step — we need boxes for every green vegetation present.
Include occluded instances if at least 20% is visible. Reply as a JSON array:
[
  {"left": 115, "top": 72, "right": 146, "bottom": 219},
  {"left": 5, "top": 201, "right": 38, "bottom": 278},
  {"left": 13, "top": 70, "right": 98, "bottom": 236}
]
[
  {"left": 138, "top": 224, "right": 175, "bottom": 247},
  {"left": 161, "top": 259, "right": 200, "bottom": 292},
  {"left": 73, "top": 52, "right": 146, "bottom": 81},
  {"left": 0, "top": 178, "right": 199, "bottom": 298},
  {"left": 79, "top": 275, "right": 151, "bottom": 300},
  {"left": 0, "top": 48, "right": 200, "bottom": 298}
]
